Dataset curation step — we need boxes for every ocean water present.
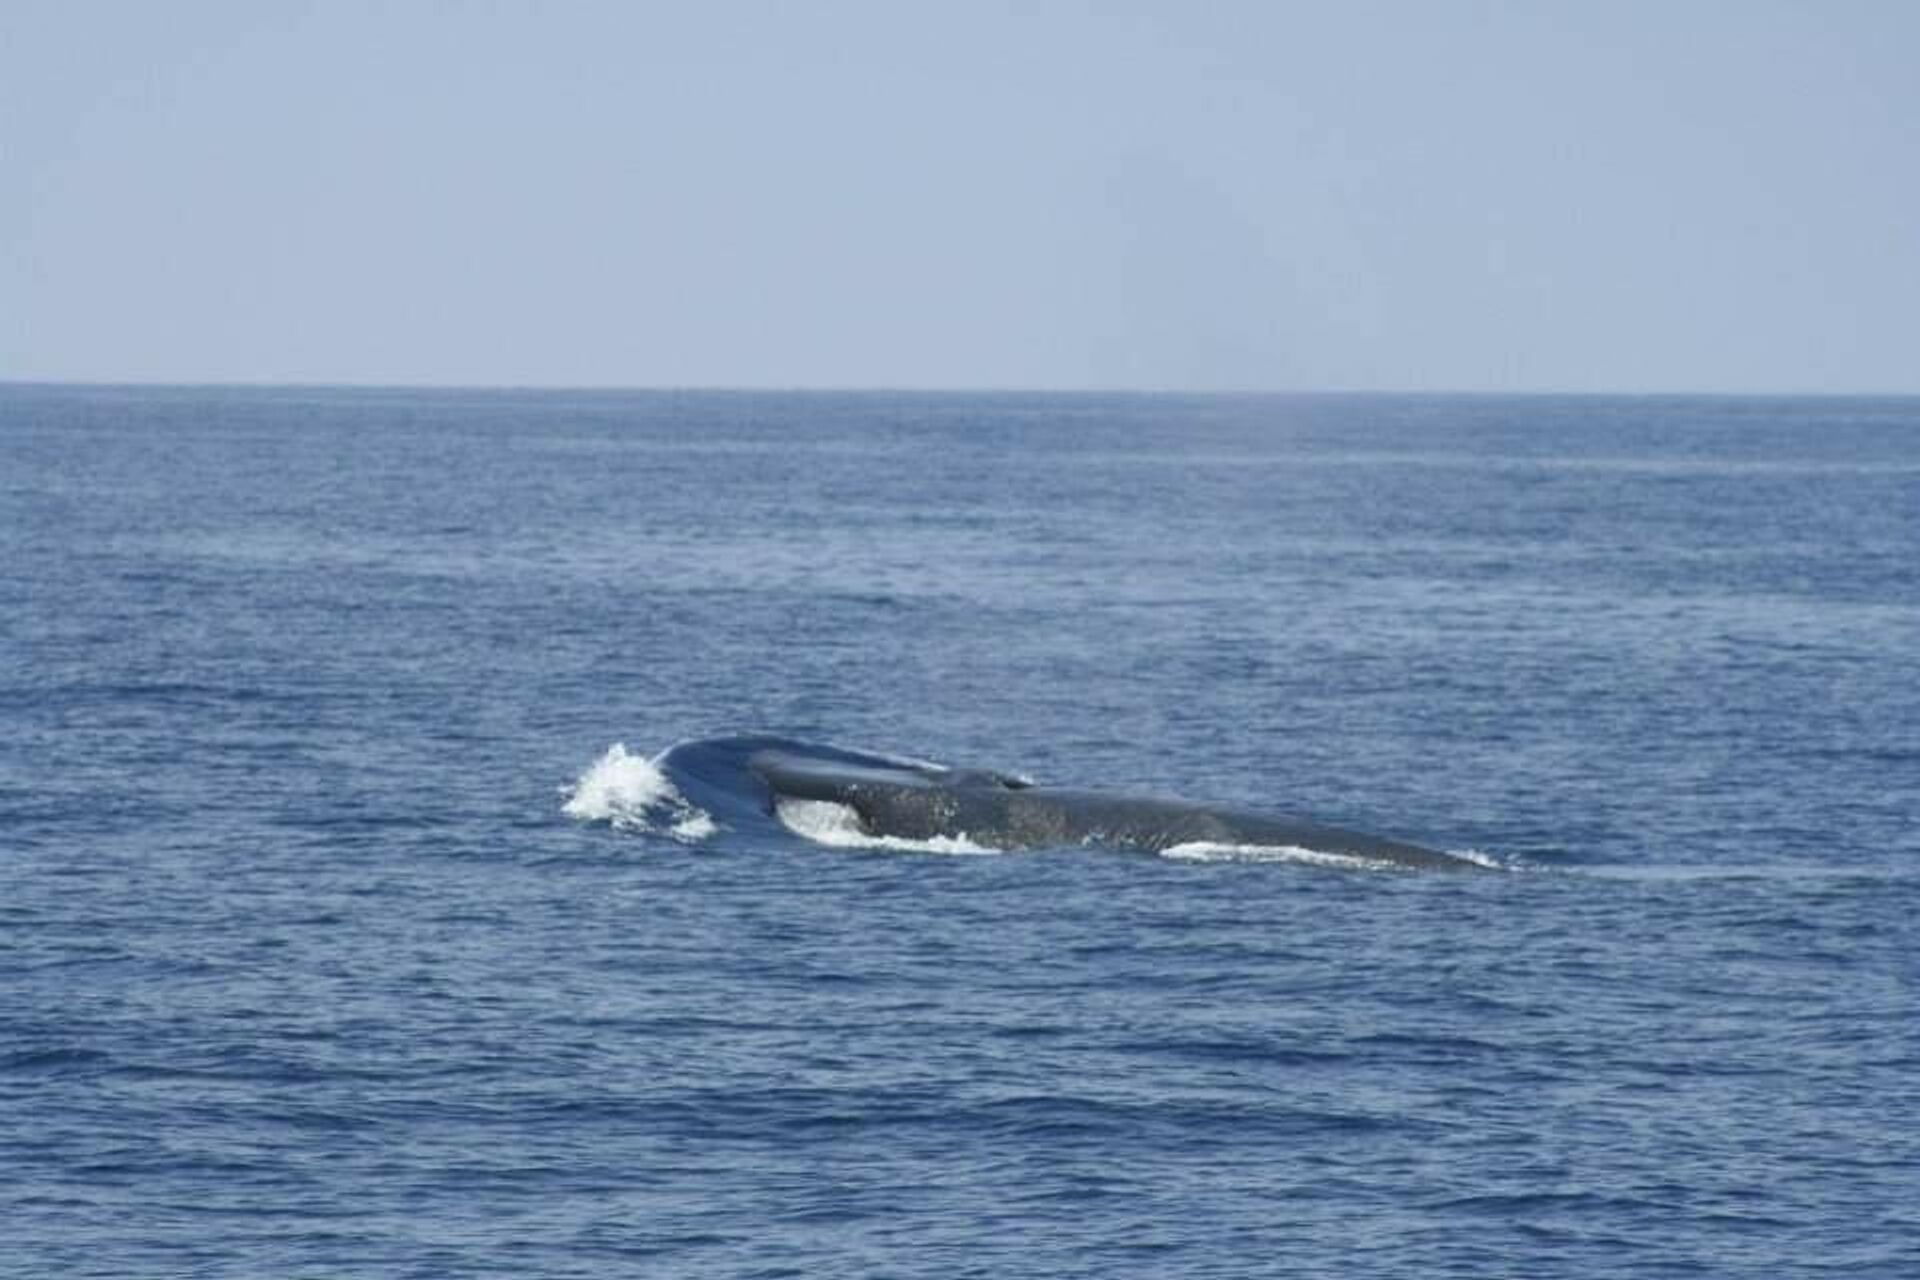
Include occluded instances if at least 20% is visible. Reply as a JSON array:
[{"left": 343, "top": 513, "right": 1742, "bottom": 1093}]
[{"left": 3, "top": 384, "right": 1916, "bottom": 1277}]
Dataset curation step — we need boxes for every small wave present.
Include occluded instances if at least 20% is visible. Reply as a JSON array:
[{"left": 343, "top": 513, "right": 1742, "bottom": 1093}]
[
  {"left": 1577, "top": 862, "right": 1902, "bottom": 883},
  {"left": 1161, "top": 842, "right": 1510, "bottom": 871},
  {"left": 774, "top": 798, "right": 1003, "bottom": 856},
  {"left": 561, "top": 743, "right": 716, "bottom": 841}
]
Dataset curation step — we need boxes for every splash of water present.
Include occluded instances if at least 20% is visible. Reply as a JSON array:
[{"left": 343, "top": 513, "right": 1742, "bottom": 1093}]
[{"left": 561, "top": 743, "right": 716, "bottom": 841}]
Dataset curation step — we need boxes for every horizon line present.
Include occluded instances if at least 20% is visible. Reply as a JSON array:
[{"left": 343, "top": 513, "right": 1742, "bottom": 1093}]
[{"left": 4, "top": 377, "right": 1919, "bottom": 400}]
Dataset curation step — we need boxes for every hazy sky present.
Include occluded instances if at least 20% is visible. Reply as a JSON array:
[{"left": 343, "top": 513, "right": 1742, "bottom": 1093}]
[{"left": 4, "top": 1, "right": 1916, "bottom": 391}]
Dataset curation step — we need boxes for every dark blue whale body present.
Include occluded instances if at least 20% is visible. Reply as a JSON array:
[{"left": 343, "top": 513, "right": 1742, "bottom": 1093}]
[{"left": 658, "top": 735, "right": 1483, "bottom": 871}]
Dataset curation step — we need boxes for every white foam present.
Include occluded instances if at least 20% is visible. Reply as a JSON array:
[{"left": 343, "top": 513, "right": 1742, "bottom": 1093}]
[
  {"left": 668, "top": 810, "right": 718, "bottom": 841},
  {"left": 561, "top": 743, "right": 716, "bottom": 842},
  {"left": 1160, "top": 842, "right": 1512, "bottom": 871},
  {"left": 1157, "top": 841, "right": 1395, "bottom": 870},
  {"left": 775, "top": 798, "right": 1004, "bottom": 856}
]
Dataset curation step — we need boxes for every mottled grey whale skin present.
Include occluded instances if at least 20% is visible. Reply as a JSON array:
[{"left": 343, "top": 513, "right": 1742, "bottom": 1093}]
[{"left": 659, "top": 736, "right": 1482, "bottom": 871}]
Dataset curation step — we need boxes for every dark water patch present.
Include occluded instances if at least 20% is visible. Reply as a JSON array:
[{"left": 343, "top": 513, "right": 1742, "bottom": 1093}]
[
  {"left": 0, "top": 1047, "right": 113, "bottom": 1075},
  {"left": 1104, "top": 1035, "right": 1354, "bottom": 1068}
]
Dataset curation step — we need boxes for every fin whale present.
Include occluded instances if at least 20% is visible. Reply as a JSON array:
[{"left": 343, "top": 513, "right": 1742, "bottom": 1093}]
[{"left": 657, "top": 735, "right": 1483, "bottom": 871}]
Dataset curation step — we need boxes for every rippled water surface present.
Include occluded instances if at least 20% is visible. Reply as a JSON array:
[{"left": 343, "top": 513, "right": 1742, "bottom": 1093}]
[{"left": 4, "top": 386, "right": 1917, "bottom": 1276}]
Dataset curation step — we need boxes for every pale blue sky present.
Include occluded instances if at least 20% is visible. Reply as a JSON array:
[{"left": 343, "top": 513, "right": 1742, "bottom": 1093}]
[{"left": 4, "top": 1, "right": 1916, "bottom": 391}]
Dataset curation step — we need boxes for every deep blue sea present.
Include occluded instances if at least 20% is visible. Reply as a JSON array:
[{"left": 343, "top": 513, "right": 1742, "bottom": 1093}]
[{"left": 4, "top": 385, "right": 1917, "bottom": 1277}]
